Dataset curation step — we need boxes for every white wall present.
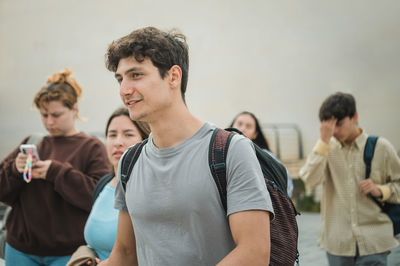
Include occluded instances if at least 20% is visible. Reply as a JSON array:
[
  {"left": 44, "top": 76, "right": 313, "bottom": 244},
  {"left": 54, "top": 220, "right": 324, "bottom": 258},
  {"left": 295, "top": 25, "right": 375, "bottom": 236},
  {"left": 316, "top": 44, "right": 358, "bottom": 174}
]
[{"left": 1, "top": 0, "right": 399, "bottom": 160}]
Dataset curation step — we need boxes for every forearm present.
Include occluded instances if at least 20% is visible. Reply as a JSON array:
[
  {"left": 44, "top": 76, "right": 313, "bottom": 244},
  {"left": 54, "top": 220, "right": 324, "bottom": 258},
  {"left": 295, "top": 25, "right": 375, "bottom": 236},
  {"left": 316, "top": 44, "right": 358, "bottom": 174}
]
[
  {"left": 217, "top": 245, "right": 269, "bottom": 266},
  {"left": 300, "top": 139, "right": 330, "bottom": 191},
  {"left": 381, "top": 175, "right": 400, "bottom": 203},
  {"left": 0, "top": 153, "right": 25, "bottom": 204},
  {"left": 102, "top": 249, "right": 138, "bottom": 266},
  {"left": 100, "top": 211, "right": 138, "bottom": 266},
  {"left": 220, "top": 210, "right": 271, "bottom": 266},
  {"left": 46, "top": 160, "right": 106, "bottom": 211}
]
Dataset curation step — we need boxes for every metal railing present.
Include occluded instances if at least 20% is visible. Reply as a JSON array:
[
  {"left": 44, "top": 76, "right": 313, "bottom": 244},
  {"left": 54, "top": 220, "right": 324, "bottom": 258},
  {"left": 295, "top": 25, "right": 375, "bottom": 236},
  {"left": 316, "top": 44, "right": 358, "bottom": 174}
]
[{"left": 262, "top": 123, "right": 304, "bottom": 162}]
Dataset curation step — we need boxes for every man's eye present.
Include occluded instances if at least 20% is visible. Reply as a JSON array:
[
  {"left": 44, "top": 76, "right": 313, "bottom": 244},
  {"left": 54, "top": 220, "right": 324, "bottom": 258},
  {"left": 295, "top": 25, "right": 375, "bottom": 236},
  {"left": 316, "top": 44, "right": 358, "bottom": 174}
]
[{"left": 131, "top": 73, "right": 142, "bottom": 78}]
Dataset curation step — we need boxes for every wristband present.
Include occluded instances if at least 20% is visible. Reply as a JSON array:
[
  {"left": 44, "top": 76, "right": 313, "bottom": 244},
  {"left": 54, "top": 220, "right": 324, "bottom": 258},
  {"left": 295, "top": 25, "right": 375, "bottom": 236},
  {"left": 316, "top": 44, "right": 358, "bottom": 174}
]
[{"left": 23, "top": 148, "right": 33, "bottom": 183}]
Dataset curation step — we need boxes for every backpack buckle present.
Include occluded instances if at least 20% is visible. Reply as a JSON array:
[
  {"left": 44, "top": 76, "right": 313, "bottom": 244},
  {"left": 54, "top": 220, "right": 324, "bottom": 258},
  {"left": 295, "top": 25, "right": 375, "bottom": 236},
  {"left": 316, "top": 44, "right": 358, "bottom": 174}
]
[{"left": 212, "top": 163, "right": 226, "bottom": 174}]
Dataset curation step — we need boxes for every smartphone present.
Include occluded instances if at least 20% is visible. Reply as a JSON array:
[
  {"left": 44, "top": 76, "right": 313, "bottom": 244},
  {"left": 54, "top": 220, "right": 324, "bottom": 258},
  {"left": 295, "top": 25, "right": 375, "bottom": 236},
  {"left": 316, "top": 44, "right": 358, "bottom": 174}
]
[{"left": 19, "top": 144, "right": 40, "bottom": 160}]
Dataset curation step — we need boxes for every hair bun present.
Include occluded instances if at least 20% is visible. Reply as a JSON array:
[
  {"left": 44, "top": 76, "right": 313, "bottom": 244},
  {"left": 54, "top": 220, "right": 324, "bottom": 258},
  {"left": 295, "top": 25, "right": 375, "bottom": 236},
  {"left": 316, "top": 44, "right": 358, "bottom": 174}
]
[
  {"left": 46, "top": 68, "right": 82, "bottom": 99},
  {"left": 47, "top": 68, "right": 72, "bottom": 84}
]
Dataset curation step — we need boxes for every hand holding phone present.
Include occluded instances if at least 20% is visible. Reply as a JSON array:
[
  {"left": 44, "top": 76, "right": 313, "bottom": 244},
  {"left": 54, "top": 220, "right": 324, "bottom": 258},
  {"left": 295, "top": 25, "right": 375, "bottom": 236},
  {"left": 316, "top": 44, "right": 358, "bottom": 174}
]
[
  {"left": 15, "top": 152, "right": 28, "bottom": 173},
  {"left": 19, "top": 144, "right": 40, "bottom": 161}
]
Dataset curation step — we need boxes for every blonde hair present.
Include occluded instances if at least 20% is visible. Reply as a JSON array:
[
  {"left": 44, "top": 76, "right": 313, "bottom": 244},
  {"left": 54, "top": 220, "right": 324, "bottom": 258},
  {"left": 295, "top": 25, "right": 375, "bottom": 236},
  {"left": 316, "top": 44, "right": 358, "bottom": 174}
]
[{"left": 34, "top": 68, "right": 83, "bottom": 119}]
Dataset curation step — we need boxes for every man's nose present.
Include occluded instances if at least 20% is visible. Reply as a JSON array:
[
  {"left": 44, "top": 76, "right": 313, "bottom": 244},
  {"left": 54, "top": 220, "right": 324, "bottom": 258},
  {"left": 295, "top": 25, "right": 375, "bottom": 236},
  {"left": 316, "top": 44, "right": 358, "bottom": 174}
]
[{"left": 120, "top": 80, "right": 134, "bottom": 95}]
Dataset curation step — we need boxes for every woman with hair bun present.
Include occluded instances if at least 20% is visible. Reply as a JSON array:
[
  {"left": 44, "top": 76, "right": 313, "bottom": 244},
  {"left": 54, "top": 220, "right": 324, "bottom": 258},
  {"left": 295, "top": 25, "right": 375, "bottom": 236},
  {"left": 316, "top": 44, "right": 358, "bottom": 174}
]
[{"left": 0, "top": 68, "right": 109, "bottom": 265}]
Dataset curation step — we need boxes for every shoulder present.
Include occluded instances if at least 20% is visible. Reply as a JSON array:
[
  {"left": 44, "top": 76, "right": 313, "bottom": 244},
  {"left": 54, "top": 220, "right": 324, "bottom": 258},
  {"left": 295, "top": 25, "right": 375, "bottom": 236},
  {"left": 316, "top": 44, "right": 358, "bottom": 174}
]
[
  {"left": 209, "top": 129, "right": 255, "bottom": 158},
  {"left": 376, "top": 136, "right": 394, "bottom": 148},
  {"left": 93, "top": 173, "right": 115, "bottom": 201},
  {"left": 375, "top": 136, "right": 398, "bottom": 158},
  {"left": 118, "top": 140, "right": 147, "bottom": 168},
  {"left": 229, "top": 134, "right": 254, "bottom": 150},
  {"left": 226, "top": 134, "right": 257, "bottom": 162}
]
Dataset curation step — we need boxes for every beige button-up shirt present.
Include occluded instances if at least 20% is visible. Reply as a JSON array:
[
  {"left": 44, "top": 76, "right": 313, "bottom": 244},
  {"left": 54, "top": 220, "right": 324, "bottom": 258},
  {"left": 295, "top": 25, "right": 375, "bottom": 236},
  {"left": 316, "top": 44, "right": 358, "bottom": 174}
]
[{"left": 300, "top": 130, "right": 400, "bottom": 256}]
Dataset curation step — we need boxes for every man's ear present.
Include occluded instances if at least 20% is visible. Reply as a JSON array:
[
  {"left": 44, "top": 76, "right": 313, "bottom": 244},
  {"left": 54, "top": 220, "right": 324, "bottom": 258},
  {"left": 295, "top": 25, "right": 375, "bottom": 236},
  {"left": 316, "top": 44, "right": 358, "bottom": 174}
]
[
  {"left": 352, "top": 112, "right": 358, "bottom": 124},
  {"left": 169, "top": 65, "right": 182, "bottom": 90}
]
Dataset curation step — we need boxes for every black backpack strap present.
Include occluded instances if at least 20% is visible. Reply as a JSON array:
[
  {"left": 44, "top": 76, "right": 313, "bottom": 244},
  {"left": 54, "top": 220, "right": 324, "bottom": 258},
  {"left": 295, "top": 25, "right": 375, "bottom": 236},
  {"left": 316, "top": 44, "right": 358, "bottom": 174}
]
[
  {"left": 120, "top": 139, "right": 148, "bottom": 191},
  {"left": 224, "top": 127, "right": 244, "bottom": 135},
  {"left": 92, "top": 173, "right": 115, "bottom": 202},
  {"left": 364, "top": 136, "right": 379, "bottom": 179},
  {"left": 208, "top": 128, "right": 235, "bottom": 213}
]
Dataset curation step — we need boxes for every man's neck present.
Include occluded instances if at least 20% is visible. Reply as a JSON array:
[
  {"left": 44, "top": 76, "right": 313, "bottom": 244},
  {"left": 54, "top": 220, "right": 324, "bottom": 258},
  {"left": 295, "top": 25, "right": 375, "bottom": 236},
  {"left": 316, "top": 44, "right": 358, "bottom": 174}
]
[
  {"left": 149, "top": 105, "right": 204, "bottom": 149},
  {"left": 343, "top": 127, "right": 362, "bottom": 146}
]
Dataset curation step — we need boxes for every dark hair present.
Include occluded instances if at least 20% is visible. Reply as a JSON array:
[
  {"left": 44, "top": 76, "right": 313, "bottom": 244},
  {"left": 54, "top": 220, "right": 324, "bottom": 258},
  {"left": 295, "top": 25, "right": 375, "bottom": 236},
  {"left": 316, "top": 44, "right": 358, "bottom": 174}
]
[
  {"left": 34, "top": 68, "right": 83, "bottom": 119},
  {"left": 105, "top": 26, "right": 189, "bottom": 103},
  {"left": 319, "top": 92, "right": 356, "bottom": 122},
  {"left": 230, "top": 111, "right": 270, "bottom": 151},
  {"left": 105, "top": 107, "right": 150, "bottom": 140}
]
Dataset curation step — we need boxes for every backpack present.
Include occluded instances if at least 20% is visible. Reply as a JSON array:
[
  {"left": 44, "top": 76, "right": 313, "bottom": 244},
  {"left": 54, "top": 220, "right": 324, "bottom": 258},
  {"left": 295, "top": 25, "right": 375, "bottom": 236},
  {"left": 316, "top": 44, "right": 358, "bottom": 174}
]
[
  {"left": 119, "top": 128, "right": 300, "bottom": 266},
  {"left": 209, "top": 128, "right": 300, "bottom": 266},
  {"left": 0, "top": 133, "right": 43, "bottom": 259},
  {"left": 364, "top": 136, "right": 400, "bottom": 236}
]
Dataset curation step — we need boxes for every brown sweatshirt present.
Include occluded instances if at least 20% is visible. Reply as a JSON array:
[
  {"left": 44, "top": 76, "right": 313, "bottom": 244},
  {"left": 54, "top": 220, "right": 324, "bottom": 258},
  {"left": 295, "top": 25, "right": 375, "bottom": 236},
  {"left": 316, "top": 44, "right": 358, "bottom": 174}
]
[{"left": 0, "top": 132, "right": 109, "bottom": 256}]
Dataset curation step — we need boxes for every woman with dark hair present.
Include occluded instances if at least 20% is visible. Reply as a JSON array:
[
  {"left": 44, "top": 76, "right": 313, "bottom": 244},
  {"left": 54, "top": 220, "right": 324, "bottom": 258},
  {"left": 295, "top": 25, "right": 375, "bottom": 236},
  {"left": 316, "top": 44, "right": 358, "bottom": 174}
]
[
  {"left": 230, "top": 111, "right": 293, "bottom": 197},
  {"left": 76, "top": 107, "right": 150, "bottom": 263},
  {"left": 229, "top": 111, "right": 270, "bottom": 150},
  {"left": 0, "top": 68, "right": 109, "bottom": 265}
]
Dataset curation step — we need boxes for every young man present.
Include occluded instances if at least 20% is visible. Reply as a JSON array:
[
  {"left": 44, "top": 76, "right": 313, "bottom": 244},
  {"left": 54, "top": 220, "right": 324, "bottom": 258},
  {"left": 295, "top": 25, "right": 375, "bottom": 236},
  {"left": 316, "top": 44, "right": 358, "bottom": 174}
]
[
  {"left": 300, "top": 92, "right": 400, "bottom": 266},
  {"left": 99, "top": 27, "right": 273, "bottom": 265}
]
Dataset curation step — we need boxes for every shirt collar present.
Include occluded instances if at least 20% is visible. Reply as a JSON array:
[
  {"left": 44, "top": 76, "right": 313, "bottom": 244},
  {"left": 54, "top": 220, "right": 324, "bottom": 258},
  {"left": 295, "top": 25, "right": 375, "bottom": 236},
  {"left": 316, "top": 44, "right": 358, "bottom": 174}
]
[
  {"left": 353, "top": 129, "right": 368, "bottom": 150},
  {"left": 337, "top": 128, "right": 366, "bottom": 150}
]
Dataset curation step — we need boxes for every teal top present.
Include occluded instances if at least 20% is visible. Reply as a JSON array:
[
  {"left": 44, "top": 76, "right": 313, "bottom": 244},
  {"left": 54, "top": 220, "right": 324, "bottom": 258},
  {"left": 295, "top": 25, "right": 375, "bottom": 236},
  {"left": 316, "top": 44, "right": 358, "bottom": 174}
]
[{"left": 84, "top": 184, "right": 118, "bottom": 260}]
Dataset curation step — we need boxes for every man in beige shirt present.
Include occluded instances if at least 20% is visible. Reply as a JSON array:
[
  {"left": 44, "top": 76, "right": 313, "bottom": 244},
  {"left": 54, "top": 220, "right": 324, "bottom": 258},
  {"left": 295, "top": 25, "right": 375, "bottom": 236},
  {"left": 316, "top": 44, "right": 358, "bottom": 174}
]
[{"left": 300, "top": 92, "right": 400, "bottom": 266}]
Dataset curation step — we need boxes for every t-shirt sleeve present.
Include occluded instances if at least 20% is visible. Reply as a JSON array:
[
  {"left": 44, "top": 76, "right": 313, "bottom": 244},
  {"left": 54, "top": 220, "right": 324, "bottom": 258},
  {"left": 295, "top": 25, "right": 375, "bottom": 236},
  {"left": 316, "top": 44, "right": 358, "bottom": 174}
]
[
  {"left": 225, "top": 135, "right": 274, "bottom": 218},
  {"left": 114, "top": 158, "right": 128, "bottom": 212}
]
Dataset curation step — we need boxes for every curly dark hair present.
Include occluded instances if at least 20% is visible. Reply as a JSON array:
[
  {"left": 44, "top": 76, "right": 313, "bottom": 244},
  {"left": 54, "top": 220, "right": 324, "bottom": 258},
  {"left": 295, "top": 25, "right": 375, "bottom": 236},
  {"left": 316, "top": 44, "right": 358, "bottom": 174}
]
[
  {"left": 105, "top": 26, "right": 189, "bottom": 102},
  {"left": 319, "top": 92, "right": 356, "bottom": 122}
]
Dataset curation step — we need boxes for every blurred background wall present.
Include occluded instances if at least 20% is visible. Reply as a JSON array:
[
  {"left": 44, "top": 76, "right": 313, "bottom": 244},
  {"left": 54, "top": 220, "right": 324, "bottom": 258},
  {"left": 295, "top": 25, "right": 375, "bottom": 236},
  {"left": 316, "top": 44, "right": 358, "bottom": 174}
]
[{"left": 1, "top": 0, "right": 399, "bottom": 161}]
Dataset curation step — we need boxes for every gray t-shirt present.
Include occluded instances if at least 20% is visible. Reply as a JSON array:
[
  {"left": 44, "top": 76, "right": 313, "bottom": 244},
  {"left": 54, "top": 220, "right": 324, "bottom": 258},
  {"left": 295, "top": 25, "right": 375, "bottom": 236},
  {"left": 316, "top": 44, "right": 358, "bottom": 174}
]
[{"left": 114, "top": 122, "right": 273, "bottom": 266}]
